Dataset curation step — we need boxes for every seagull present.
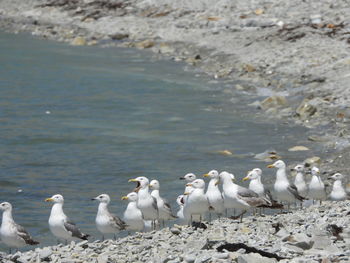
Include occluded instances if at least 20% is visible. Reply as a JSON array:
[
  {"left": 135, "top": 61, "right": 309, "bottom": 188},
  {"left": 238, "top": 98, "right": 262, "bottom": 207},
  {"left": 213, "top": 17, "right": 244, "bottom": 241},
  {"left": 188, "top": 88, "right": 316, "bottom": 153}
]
[
  {"left": 203, "top": 170, "right": 224, "bottom": 219},
  {"left": 121, "top": 192, "right": 145, "bottom": 232},
  {"left": 176, "top": 194, "right": 188, "bottom": 225},
  {"left": 45, "top": 194, "right": 89, "bottom": 243},
  {"left": 0, "top": 202, "right": 39, "bottom": 253},
  {"left": 92, "top": 194, "right": 127, "bottom": 240},
  {"left": 149, "top": 179, "right": 177, "bottom": 227},
  {"left": 329, "top": 173, "right": 349, "bottom": 201},
  {"left": 220, "top": 171, "right": 270, "bottom": 222},
  {"left": 183, "top": 179, "right": 210, "bottom": 224},
  {"left": 268, "top": 160, "right": 305, "bottom": 211},
  {"left": 291, "top": 164, "right": 308, "bottom": 198},
  {"left": 242, "top": 168, "right": 265, "bottom": 196},
  {"left": 128, "top": 177, "right": 158, "bottom": 229},
  {"left": 180, "top": 173, "right": 197, "bottom": 204},
  {"left": 308, "top": 167, "right": 326, "bottom": 204}
]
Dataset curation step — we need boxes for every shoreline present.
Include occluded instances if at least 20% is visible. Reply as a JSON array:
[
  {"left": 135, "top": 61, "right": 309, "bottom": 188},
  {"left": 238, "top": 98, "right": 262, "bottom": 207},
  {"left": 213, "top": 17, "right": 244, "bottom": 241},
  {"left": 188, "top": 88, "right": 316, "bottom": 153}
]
[
  {"left": 1, "top": 201, "right": 349, "bottom": 262},
  {"left": 1, "top": 0, "right": 350, "bottom": 261}
]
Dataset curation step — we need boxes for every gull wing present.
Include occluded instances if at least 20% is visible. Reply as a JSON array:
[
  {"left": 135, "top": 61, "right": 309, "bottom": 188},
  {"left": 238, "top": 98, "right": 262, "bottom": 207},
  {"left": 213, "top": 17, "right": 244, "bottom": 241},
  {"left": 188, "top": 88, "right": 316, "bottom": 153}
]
[
  {"left": 288, "top": 183, "right": 305, "bottom": 201},
  {"left": 109, "top": 213, "right": 128, "bottom": 230},
  {"left": 15, "top": 224, "right": 39, "bottom": 245},
  {"left": 64, "top": 218, "right": 89, "bottom": 240}
]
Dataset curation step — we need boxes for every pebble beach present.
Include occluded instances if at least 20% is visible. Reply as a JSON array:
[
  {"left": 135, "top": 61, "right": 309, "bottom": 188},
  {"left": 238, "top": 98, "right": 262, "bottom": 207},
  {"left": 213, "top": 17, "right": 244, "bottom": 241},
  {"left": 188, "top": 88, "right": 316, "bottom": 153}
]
[{"left": 1, "top": 0, "right": 350, "bottom": 262}]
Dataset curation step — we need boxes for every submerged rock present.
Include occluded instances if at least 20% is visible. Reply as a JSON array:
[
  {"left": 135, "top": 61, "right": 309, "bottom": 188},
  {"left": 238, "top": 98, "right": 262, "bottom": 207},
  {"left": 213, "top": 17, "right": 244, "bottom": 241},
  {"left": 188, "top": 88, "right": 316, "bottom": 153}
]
[
  {"left": 71, "top": 36, "right": 86, "bottom": 46},
  {"left": 260, "top": 96, "right": 287, "bottom": 110}
]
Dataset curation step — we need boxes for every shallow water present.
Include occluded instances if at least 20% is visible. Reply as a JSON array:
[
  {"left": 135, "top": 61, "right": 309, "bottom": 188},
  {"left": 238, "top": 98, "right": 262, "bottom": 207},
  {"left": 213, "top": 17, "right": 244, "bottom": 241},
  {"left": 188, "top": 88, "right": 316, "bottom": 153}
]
[{"left": 0, "top": 32, "right": 311, "bottom": 248}]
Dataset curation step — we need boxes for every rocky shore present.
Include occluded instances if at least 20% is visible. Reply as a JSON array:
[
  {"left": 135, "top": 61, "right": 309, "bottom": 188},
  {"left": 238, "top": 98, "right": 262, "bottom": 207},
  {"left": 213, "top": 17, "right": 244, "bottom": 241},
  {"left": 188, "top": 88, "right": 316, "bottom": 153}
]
[
  {"left": 0, "top": 201, "right": 349, "bottom": 263},
  {"left": 1, "top": 0, "right": 350, "bottom": 261}
]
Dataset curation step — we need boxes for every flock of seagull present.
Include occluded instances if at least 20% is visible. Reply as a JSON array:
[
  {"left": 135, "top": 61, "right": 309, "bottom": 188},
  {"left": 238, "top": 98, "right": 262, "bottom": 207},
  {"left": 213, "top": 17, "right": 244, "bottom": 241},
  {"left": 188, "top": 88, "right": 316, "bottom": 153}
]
[{"left": 0, "top": 159, "right": 349, "bottom": 252}]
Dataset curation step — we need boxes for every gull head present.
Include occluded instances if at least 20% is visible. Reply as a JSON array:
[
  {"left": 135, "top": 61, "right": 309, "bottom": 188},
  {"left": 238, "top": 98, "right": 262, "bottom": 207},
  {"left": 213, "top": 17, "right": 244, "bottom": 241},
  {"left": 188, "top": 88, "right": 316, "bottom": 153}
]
[
  {"left": 267, "top": 160, "right": 286, "bottom": 169},
  {"left": 0, "top": 202, "right": 12, "bottom": 212},
  {"left": 176, "top": 195, "right": 185, "bottom": 206},
  {"left": 121, "top": 192, "right": 138, "bottom": 202},
  {"left": 45, "top": 194, "right": 64, "bottom": 204},
  {"left": 329, "top": 172, "right": 344, "bottom": 180},
  {"left": 179, "top": 173, "right": 196, "bottom": 182},
  {"left": 243, "top": 168, "right": 261, "bottom": 181},
  {"left": 92, "top": 194, "right": 110, "bottom": 204},
  {"left": 149, "top": 179, "right": 160, "bottom": 190},
  {"left": 203, "top": 170, "right": 219, "bottom": 179},
  {"left": 292, "top": 164, "right": 304, "bottom": 173},
  {"left": 128, "top": 176, "right": 149, "bottom": 190},
  {"left": 311, "top": 167, "right": 320, "bottom": 176},
  {"left": 219, "top": 171, "right": 235, "bottom": 183},
  {"left": 186, "top": 179, "right": 205, "bottom": 189}
]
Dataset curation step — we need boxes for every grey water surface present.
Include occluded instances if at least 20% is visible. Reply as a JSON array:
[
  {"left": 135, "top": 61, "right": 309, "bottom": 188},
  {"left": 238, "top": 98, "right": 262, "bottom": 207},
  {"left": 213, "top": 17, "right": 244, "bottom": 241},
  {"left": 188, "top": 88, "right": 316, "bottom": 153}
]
[{"left": 0, "top": 32, "right": 310, "bottom": 248}]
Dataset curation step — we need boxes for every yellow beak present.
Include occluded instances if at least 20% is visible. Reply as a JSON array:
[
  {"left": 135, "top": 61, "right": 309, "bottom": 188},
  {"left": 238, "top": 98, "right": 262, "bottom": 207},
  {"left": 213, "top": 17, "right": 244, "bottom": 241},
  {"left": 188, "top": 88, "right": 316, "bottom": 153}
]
[
  {"left": 128, "top": 178, "right": 138, "bottom": 182},
  {"left": 184, "top": 192, "right": 190, "bottom": 195},
  {"left": 242, "top": 176, "right": 249, "bottom": 181},
  {"left": 121, "top": 196, "right": 128, "bottom": 200},
  {"left": 45, "top": 198, "right": 53, "bottom": 202},
  {"left": 186, "top": 183, "right": 193, "bottom": 187},
  {"left": 203, "top": 174, "right": 209, "bottom": 177},
  {"left": 267, "top": 164, "right": 275, "bottom": 168}
]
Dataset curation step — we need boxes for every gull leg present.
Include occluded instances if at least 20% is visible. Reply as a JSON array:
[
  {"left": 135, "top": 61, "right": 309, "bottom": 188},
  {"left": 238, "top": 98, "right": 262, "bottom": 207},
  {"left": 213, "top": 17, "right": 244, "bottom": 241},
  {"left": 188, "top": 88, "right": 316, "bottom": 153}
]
[
  {"left": 287, "top": 203, "right": 290, "bottom": 212},
  {"left": 209, "top": 212, "right": 212, "bottom": 222},
  {"left": 102, "top": 235, "right": 105, "bottom": 241},
  {"left": 114, "top": 234, "right": 116, "bottom": 241},
  {"left": 8, "top": 248, "right": 11, "bottom": 255},
  {"left": 225, "top": 209, "right": 228, "bottom": 217}
]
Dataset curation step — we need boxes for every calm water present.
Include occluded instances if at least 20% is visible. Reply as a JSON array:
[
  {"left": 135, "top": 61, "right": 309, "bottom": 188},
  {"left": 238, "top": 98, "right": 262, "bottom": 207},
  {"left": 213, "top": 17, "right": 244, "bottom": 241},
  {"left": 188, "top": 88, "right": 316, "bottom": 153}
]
[{"left": 0, "top": 32, "right": 311, "bottom": 248}]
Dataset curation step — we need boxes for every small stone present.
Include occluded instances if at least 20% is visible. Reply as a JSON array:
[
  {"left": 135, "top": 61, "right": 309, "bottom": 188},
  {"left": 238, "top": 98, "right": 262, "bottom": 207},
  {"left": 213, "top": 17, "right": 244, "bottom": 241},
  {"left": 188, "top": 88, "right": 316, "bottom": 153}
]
[
  {"left": 254, "top": 9, "right": 264, "bottom": 15},
  {"left": 260, "top": 96, "right": 287, "bottom": 110},
  {"left": 238, "top": 253, "right": 277, "bottom": 263},
  {"left": 170, "top": 227, "right": 181, "bottom": 235},
  {"left": 71, "top": 36, "right": 86, "bottom": 46},
  {"left": 215, "top": 150, "right": 233, "bottom": 156},
  {"left": 213, "top": 252, "right": 229, "bottom": 259},
  {"left": 304, "top": 156, "right": 321, "bottom": 166},
  {"left": 296, "top": 99, "right": 317, "bottom": 119},
  {"left": 39, "top": 248, "right": 52, "bottom": 260},
  {"left": 288, "top": 146, "right": 310, "bottom": 152},
  {"left": 135, "top": 40, "right": 155, "bottom": 49},
  {"left": 243, "top": 64, "right": 256, "bottom": 72},
  {"left": 184, "top": 254, "right": 196, "bottom": 263},
  {"left": 109, "top": 33, "right": 129, "bottom": 40}
]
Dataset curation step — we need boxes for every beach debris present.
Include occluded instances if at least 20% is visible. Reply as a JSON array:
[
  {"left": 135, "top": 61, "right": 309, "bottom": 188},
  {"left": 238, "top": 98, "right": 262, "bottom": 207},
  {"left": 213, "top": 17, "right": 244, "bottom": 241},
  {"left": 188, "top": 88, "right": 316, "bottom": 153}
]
[{"left": 288, "top": 146, "right": 309, "bottom": 152}]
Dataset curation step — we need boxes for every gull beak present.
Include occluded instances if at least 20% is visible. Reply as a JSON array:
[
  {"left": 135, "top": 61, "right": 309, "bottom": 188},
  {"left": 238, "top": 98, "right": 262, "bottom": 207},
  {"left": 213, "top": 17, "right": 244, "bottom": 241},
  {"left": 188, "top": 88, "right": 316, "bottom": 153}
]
[
  {"left": 91, "top": 198, "right": 97, "bottom": 201},
  {"left": 186, "top": 183, "right": 193, "bottom": 187},
  {"left": 242, "top": 176, "right": 249, "bottom": 181},
  {"left": 149, "top": 185, "right": 153, "bottom": 189},
  {"left": 231, "top": 178, "right": 236, "bottom": 182},
  {"left": 203, "top": 174, "right": 209, "bottom": 177},
  {"left": 179, "top": 177, "right": 185, "bottom": 180},
  {"left": 128, "top": 178, "right": 138, "bottom": 182},
  {"left": 267, "top": 164, "right": 275, "bottom": 168},
  {"left": 45, "top": 198, "right": 53, "bottom": 202},
  {"left": 184, "top": 192, "right": 190, "bottom": 195},
  {"left": 121, "top": 196, "right": 128, "bottom": 200},
  {"left": 215, "top": 179, "right": 220, "bottom": 186}
]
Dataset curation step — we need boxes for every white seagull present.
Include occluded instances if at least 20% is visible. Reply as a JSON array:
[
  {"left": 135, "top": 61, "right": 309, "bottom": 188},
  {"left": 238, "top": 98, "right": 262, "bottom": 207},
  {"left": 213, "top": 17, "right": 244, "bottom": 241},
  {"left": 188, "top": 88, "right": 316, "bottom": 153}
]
[
  {"left": 0, "top": 202, "right": 39, "bottom": 252},
  {"left": 176, "top": 194, "right": 187, "bottom": 225},
  {"left": 329, "top": 173, "right": 348, "bottom": 201},
  {"left": 291, "top": 164, "right": 308, "bottom": 198},
  {"left": 128, "top": 177, "right": 158, "bottom": 229},
  {"left": 242, "top": 168, "right": 265, "bottom": 196},
  {"left": 183, "top": 179, "right": 209, "bottom": 224},
  {"left": 121, "top": 192, "right": 145, "bottom": 232},
  {"left": 149, "top": 179, "right": 177, "bottom": 226},
  {"left": 308, "top": 167, "right": 326, "bottom": 204},
  {"left": 220, "top": 171, "right": 270, "bottom": 222},
  {"left": 203, "top": 170, "right": 224, "bottom": 219},
  {"left": 268, "top": 160, "right": 304, "bottom": 211},
  {"left": 45, "top": 194, "right": 89, "bottom": 243},
  {"left": 92, "top": 194, "right": 127, "bottom": 240}
]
